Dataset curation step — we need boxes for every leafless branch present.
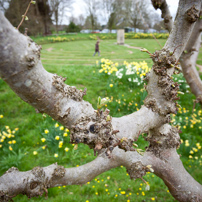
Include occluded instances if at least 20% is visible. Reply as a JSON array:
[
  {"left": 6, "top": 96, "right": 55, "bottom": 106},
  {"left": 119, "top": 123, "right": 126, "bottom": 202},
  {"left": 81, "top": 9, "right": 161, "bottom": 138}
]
[{"left": 0, "top": 0, "right": 202, "bottom": 201}]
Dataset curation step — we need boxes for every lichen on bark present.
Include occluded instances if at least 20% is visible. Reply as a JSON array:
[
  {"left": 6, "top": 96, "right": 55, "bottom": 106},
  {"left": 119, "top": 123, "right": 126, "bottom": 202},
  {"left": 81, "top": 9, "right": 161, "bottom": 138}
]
[
  {"left": 144, "top": 49, "right": 179, "bottom": 115},
  {"left": 52, "top": 74, "right": 87, "bottom": 101},
  {"left": 146, "top": 124, "right": 181, "bottom": 158},
  {"left": 70, "top": 108, "right": 134, "bottom": 156}
]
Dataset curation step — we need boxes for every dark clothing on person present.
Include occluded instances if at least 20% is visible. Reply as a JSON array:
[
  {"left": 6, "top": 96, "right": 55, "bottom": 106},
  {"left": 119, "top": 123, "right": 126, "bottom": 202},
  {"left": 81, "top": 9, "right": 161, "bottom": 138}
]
[
  {"left": 93, "top": 41, "right": 100, "bottom": 56},
  {"left": 95, "top": 42, "right": 99, "bottom": 52}
]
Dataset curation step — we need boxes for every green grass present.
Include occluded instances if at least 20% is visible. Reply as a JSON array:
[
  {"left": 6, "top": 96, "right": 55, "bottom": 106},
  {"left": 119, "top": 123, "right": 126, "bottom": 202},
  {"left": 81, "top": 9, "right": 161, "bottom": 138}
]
[
  {"left": 40, "top": 39, "right": 164, "bottom": 66},
  {"left": 0, "top": 38, "right": 202, "bottom": 202}
]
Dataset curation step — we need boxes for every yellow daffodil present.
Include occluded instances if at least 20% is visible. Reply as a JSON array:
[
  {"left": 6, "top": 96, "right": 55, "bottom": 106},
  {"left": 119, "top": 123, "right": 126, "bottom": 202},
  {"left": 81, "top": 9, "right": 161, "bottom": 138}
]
[
  {"left": 59, "top": 126, "right": 64, "bottom": 130},
  {"left": 44, "top": 129, "right": 49, "bottom": 134},
  {"left": 41, "top": 138, "right": 46, "bottom": 142},
  {"left": 64, "top": 147, "right": 69, "bottom": 152},
  {"left": 55, "top": 123, "right": 59, "bottom": 128}
]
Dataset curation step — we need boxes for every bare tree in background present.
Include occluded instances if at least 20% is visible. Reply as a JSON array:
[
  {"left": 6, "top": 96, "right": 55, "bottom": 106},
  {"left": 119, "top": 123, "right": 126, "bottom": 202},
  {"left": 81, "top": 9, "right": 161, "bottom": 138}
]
[
  {"left": 1, "top": 1, "right": 202, "bottom": 201},
  {"left": 77, "top": 14, "right": 86, "bottom": 28},
  {"left": 84, "top": 0, "right": 99, "bottom": 31},
  {"left": 128, "top": 0, "right": 153, "bottom": 31},
  {"left": 48, "top": 0, "right": 74, "bottom": 33},
  {"left": 101, "top": 0, "right": 126, "bottom": 31},
  {"left": 68, "top": 14, "right": 85, "bottom": 30},
  {"left": 104, "top": 0, "right": 153, "bottom": 30},
  {"left": 101, "top": 0, "right": 116, "bottom": 25}
]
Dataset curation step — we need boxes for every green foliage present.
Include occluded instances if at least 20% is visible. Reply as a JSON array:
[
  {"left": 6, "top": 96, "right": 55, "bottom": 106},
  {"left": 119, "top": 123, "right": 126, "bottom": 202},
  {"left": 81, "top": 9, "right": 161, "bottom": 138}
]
[
  {"left": 0, "top": 149, "right": 28, "bottom": 171},
  {"left": 66, "top": 21, "right": 81, "bottom": 33}
]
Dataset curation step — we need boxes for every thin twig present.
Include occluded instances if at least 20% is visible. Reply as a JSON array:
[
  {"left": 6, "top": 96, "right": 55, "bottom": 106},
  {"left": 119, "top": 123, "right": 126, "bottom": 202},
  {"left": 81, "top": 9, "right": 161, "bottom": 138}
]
[
  {"left": 140, "top": 177, "right": 148, "bottom": 184},
  {"left": 173, "top": 44, "right": 183, "bottom": 55},
  {"left": 17, "top": 0, "right": 33, "bottom": 30},
  {"left": 151, "top": 33, "right": 163, "bottom": 48}
]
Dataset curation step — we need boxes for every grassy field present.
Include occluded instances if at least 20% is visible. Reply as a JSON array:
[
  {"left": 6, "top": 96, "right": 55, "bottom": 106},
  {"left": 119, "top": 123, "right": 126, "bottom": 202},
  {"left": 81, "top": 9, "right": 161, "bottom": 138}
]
[
  {"left": 0, "top": 38, "right": 202, "bottom": 202},
  {"left": 40, "top": 39, "right": 164, "bottom": 65}
]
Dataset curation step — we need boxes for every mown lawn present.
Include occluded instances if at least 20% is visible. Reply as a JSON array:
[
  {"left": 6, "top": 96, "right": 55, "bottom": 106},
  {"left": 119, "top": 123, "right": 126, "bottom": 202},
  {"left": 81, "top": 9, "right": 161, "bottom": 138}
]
[{"left": 0, "top": 38, "right": 202, "bottom": 202}]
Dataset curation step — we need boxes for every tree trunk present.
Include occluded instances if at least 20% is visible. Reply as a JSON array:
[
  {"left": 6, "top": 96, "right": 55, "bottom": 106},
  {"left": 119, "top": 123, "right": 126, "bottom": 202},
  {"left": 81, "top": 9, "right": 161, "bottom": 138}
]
[{"left": 151, "top": 0, "right": 202, "bottom": 104}]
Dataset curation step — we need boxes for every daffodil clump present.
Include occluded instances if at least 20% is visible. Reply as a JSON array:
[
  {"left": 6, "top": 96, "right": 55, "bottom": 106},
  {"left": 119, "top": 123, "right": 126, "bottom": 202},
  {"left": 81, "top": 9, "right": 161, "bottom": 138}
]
[
  {"left": 125, "top": 32, "right": 169, "bottom": 39},
  {"left": 171, "top": 108, "right": 202, "bottom": 129},
  {"left": 97, "top": 58, "right": 119, "bottom": 75},
  {"left": 180, "top": 140, "right": 202, "bottom": 167},
  {"left": 97, "top": 58, "right": 150, "bottom": 86},
  {"left": 115, "top": 61, "right": 150, "bottom": 86},
  {"left": 0, "top": 115, "right": 28, "bottom": 172},
  {"left": 89, "top": 33, "right": 169, "bottom": 41},
  {"left": 39, "top": 121, "right": 71, "bottom": 158},
  {"left": 0, "top": 124, "right": 19, "bottom": 152},
  {"left": 48, "top": 36, "right": 75, "bottom": 43}
]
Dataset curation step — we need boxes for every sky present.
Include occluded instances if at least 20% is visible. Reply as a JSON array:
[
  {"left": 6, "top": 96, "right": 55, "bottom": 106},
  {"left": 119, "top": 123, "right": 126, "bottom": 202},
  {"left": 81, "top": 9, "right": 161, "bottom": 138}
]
[{"left": 63, "top": 0, "right": 180, "bottom": 25}]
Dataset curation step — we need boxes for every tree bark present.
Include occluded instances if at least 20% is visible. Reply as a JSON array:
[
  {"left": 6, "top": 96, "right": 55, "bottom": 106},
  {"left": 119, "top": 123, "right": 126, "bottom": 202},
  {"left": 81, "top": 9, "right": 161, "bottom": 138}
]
[
  {"left": 180, "top": 8, "right": 202, "bottom": 104},
  {"left": 151, "top": 0, "right": 173, "bottom": 32},
  {"left": 0, "top": 0, "right": 202, "bottom": 201},
  {"left": 152, "top": 0, "right": 202, "bottom": 104}
]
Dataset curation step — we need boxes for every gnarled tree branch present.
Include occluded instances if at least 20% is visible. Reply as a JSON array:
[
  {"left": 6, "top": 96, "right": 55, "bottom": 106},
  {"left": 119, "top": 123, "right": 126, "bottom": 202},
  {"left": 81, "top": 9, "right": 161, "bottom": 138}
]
[
  {"left": 152, "top": 0, "right": 202, "bottom": 104},
  {"left": 180, "top": 8, "right": 202, "bottom": 104},
  {"left": 164, "top": 0, "right": 201, "bottom": 58},
  {"left": 0, "top": 0, "right": 202, "bottom": 201},
  {"left": 151, "top": 0, "right": 173, "bottom": 32}
]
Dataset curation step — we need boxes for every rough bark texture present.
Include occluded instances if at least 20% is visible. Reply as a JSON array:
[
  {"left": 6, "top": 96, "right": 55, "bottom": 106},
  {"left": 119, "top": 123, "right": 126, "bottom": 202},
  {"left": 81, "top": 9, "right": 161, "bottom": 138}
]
[
  {"left": 180, "top": 8, "right": 202, "bottom": 103},
  {"left": 151, "top": 0, "right": 173, "bottom": 32},
  {"left": 152, "top": 0, "right": 202, "bottom": 105},
  {"left": 0, "top": 0, "right": 202, "bottom": 201},
  {"left": 164, "top": 0, "right": 201, "bottom": 58}
]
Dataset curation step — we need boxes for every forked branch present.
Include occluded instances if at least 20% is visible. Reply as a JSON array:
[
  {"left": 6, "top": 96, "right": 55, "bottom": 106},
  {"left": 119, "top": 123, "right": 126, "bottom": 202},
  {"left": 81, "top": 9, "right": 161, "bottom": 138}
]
[{"left": 0, "top": 0, "right": 202, "bottom": 201}]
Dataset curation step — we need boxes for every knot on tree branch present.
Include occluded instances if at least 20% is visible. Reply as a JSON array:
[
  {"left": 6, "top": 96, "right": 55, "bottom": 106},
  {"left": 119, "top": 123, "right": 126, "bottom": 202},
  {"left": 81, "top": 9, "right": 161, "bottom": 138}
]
[
  {"left": 25, "top": 38, "right": 42, "bottom": 69},
  {"left": 164, "top": 15, "right": 172, "bottom": 23},
  {"left": 144, "top": 49, "right": 180, "bottom": 115},
  {"left": 152, "top": 50, "right": 176, "bottom": 74},
  {"left": 6, "top": 167, "right": 19, "bottom": 173},
  {"left": 70, "top": 109, "right": 134, "bottom": 157},
  {"left": 151, "top": 0, "right": 164, "bottom": 10},
  {"left": 145, "top": 124, "right": 180, "bottom": 158},
  {"left": 0, "top": 191, "right": 10, "bottom": 202},
  {"left": 186, "top": 5, "right": 200, "bottom": 23},
  {"left": 160, "top": 76, "right": 179, "bottom": 102},
  {"left": 126, "top": 161, "right": 152, "bottom": 180},
  {"left": 52, "top": 165, "right": 66, "bottom": 179},
  {"left": 25, "top": 166, "right": 48, "bottom": 198},
  {"left": 52, "top": 75, "right": 87, "bottom": 101}
]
